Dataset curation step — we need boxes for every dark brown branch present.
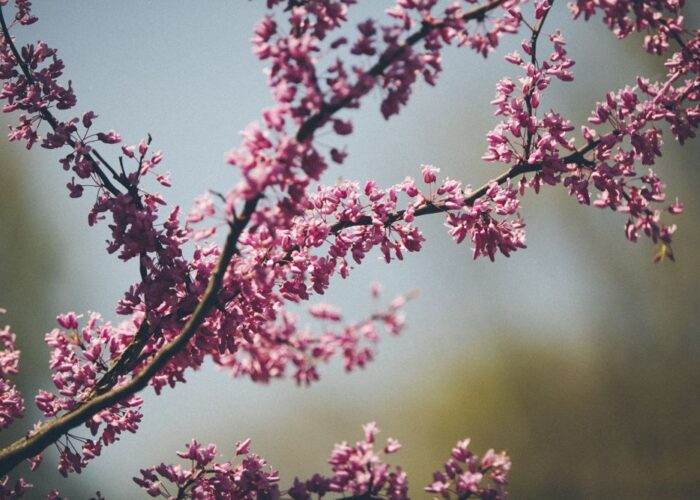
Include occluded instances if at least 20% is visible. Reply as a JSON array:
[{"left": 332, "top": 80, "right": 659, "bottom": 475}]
[{"left": 91, "top": 320, "right": 150, "bottom": 395}]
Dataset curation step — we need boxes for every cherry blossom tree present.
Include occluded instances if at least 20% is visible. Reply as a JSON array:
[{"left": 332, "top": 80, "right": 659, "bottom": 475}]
[{"left": 0, "top": 0, "right": 697, "bottom": 497}]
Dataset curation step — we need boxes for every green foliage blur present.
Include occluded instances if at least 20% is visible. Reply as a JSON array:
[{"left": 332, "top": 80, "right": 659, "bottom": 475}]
[
  {"left": 0, "top": 141, "right": 70, "bottom": 494},
  {"left": 0, "top": 142, "right": 56, "bottom": 399}
]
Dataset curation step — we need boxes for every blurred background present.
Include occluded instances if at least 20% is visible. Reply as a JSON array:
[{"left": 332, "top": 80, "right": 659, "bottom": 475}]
[{"left": 1, "top": 1, "right": 699, "bottom": 498}]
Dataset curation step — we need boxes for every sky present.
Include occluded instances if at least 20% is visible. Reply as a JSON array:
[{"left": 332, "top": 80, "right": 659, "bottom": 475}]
[{"left": 2, "top": 1, "right": 699, "bottom": 497}]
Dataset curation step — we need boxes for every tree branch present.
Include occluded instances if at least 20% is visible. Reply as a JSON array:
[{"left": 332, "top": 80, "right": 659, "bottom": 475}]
[
  {"left": 89, "top": 0, "right": 511, "bottom": 395},
  {"left": 0, "top": 196, "right": 259, "bottom": 475},
  {"left": 327, "top": 140, "right": 600, "bottom": 234},
  {"left": 0, "top": 6, "right": 126, "bottom": 197},
  {"left": 0, "top": 0, "right": 512, "bottom": 475}
]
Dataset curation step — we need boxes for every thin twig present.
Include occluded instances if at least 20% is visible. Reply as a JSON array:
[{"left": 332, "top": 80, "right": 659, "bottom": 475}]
[
  {"left": 0, "top": 6, "right": 125, "bottom": 197},
  {"left": 524, "top": 0, "right": 554, "bottom": 158}
]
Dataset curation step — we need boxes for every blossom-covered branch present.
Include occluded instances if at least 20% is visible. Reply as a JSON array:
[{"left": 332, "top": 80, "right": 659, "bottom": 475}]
[
  {"left": 0, "top": 0, "right": 697, "bottom": 496},
  {"left": 0, "top": 195, "right": 259, "bottom": 475},
  {"left": 0, "top": 1, "right": 127, "bottom": 198},
  {"left": 0, "top": 0, "right": 522, "bottom": 476}
]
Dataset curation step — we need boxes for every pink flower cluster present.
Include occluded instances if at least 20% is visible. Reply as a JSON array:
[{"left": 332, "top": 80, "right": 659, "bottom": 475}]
[
  {"left": 0, "top": 475, "right": 31, "bottom": 499},
  {"left": 425, "top": 438, "right": 511, "bottom": 499},
  {"left": 444, "top": 180, "right": 526, "bottom": 261},
  {"left": 212, "top": 289, "right": 410, "bottom": 386},
  {"left": 35, "top": 313, "right": 143, "bottom": 476},
  {"left": 134, "top": 424, "right": 503, "bottom": 499},
  {"left": 0, "top": 324, "right": 23, "bottom": 430},
  {"left": 289, "top": 422, "right": 407, "bottom": 499},
  {"left": 570, "top": 0, "right": 686, "bottom": 54},
  {"left": 481, "top": 6, "right": 697, "bottom": 259},
  {"left": 561, "top": 28, "right": 697, "bottom": 257},
  {"left": 1, "top": 39, "right": 74, "bottom": 148},
  {"left": 287, "top": 176, "right": 427, "bottom": 277},
  {"left": 134, "top": 438, "right": 280, "bottom": 499},
  {"left": 484, "top": 28, "right": 576, "bottom": 168}
]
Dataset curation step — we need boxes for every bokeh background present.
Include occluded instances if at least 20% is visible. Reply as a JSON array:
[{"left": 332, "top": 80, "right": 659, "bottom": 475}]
[{"left": 1, "top": 1, "right": 699, "bottom": 498}]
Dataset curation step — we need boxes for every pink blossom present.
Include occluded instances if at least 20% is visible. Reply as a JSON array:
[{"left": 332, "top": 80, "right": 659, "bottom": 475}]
[
  {"left": 0, "top": 325, "right": 24, "bottom": 430},
  {"left": 134, "top": 440, "right": 280, "bottom": 499},
  {"left": 426, "top": 439, "right": 511, "bottom": 499},
  {"left": 421, "top": 164, "right": 439, "bottom": 184}
]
